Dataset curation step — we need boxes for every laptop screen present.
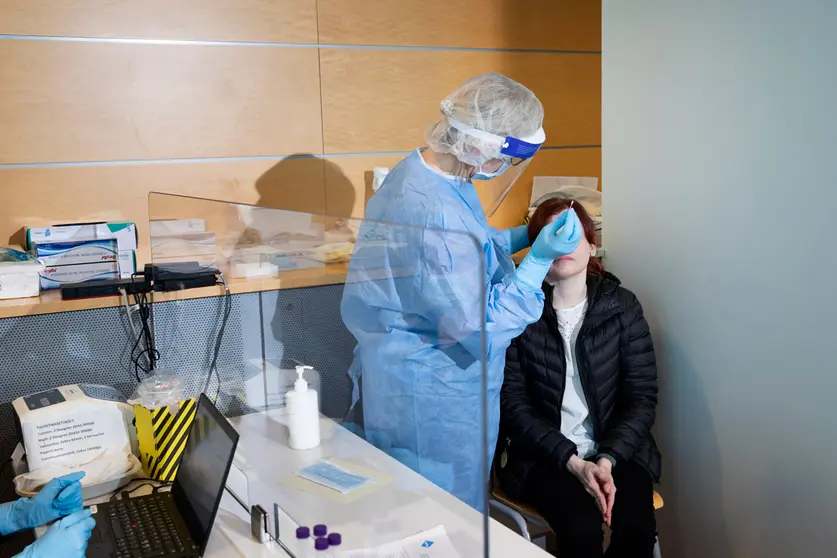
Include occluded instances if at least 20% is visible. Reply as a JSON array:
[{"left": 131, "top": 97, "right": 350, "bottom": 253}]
[{"left": 172, "top": 393, "right": 240, "bottom": 554}]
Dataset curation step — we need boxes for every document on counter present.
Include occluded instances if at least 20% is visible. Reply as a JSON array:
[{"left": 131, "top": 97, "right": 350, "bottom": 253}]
[{"left": 334, "top": 526, "right": 461, "bottom": 558}]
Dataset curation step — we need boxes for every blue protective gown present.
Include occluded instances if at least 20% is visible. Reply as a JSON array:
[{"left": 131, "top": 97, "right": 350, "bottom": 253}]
[{"left": 340, "top": 150, "right": 545, "bottom": 510}]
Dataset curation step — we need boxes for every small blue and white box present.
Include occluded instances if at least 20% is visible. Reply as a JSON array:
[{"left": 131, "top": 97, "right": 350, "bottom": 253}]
[
  {"left": 34, "top": 239, "right": 117, "bottom": 266},
  {"left": 39, "top": 261, "right": 120, "bottom": 290},
  {"left": 26, "top": 222, "right": 138, "bottom": 279},
  {"left": 32, "top": 239, "right": 136, "bottom": 279}
]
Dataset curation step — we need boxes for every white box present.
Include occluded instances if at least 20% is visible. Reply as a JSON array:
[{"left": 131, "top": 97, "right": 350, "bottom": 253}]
[
  {"left": 33, "top": 240, "right": 136, "bottom": 279},
  {"left": 26, "top": 222, "right": 138, "bottom": 252},
  {"left": 12, "top": 384, "right": 135, "bottom": 472},
  {"left": 268, "top": 254, "right": 324, "bottom": 272},
  {"left": 149, "top": 219, "right": 207, "bottom": 237},
  {"left": 0, "top": 247, "right": 43, "bottom": 300},
  {"left": 150, "top": 233, "right": 216, "bottom": 259},
  {"left": 33, "top": 239, "right": 117, "bottom": 266},
  {"left": 39, "top": 262, "right": 119, "bottom": 290}
]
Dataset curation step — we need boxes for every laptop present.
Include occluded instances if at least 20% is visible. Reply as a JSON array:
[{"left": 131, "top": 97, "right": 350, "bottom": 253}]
[{"left": 87, "top": 393, "right": 240, "bottom": 558}]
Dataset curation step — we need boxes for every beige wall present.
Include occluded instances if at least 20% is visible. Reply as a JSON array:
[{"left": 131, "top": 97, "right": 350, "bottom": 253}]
[
  {"left": 0, "top": 0, "right": 601, "bottom": 263},
  {"left": 604, "top": 1, "right": 837, "bottom": 557}
]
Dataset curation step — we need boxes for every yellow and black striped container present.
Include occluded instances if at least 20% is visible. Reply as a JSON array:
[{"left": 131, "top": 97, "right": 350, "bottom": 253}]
[{"left": 134, "top": 398, "right": 197, "bottom": 481}]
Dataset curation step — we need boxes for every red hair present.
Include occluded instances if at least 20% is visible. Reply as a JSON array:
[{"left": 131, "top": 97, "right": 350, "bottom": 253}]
[{"left": 527, "top": 198, "right": 604, "bottom": 276}]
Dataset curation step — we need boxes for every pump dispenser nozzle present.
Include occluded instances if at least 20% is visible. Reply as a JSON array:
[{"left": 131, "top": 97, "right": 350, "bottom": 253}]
[{"left": 295, "top": 365, "right": 313, "bottom": 392}]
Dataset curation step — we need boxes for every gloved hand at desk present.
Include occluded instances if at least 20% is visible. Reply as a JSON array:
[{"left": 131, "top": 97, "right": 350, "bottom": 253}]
[
  {"left": 16, "top": 509, "right": 96, "bottom": 558},
  {"left": 514, "top": 208, "right": 583, "bottom": 291},
  {"left": 0, "top": 472, "right": 85, "bottom": 535}
]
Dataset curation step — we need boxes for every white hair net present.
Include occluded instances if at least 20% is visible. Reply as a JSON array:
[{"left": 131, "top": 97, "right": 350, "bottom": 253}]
[{"left": 425, "top": 72, "right": 545, "bottom": 167}]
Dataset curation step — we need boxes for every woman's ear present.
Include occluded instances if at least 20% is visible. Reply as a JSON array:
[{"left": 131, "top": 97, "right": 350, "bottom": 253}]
[{"left": 590, "top": 246, "right": 597, "bottom": 257}]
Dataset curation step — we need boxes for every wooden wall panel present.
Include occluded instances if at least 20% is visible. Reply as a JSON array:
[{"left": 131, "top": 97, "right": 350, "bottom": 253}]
[
  {"left": 0, "top": 0, "right": 318, "bottom": 43},
  {"left": 488, "top": 147, "right": 602, "bottom": 230},
  {"left": 318, "top": 0, "right": 601, "bottom": 51},
  {"left": 0, "top": 158, "right": 326, "bottom": 264},
  {"left": 0, "top": 41, "right": 322, "bottom": 164},
  {"left": 320, "top": 49, "right": 601, "bottom": 154},
  {"left": 324, "top": 154, "right": 407, "bottom": 218}
]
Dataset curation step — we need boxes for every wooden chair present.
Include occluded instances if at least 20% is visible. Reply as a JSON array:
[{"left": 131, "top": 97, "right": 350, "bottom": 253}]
[{"left": 489, "top": 470, "right": 665, "bottom": 555}]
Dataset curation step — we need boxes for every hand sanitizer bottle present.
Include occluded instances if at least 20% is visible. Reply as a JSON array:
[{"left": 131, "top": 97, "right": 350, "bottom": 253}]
[
  {"left": 371, "top": 167, "right": 390, "bottom": 191},
  {"left": 286, "top": 365, "right": 320, "bottom": 450}
]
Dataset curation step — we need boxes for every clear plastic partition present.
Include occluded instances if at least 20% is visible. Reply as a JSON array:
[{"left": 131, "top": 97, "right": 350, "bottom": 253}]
[{"left": 147, "top": 193, "right": 490, "bottom": 557}]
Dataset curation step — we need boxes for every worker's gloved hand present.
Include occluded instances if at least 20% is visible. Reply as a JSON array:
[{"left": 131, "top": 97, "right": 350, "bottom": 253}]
[
  {"left": 17, "top": 509, "right": 96, "bottom": 558},
  {"left": 530, "top": 208, "right": 582, "bottom": 262},
  {"left": 0, "top": 472, "right": 85, "bottom": 535},
  {"left": 514, "top": 209, "right": 582, "bottom": 291}
]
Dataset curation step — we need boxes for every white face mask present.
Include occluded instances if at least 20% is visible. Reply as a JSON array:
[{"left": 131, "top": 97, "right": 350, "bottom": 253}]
[{"left": 472, "top": 160, "right": 510, "bottom": 181}]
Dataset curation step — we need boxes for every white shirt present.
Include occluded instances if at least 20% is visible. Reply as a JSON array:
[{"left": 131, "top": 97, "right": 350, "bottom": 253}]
[{"left": 554, "top": 293, "right": 598, "bottom": 458}]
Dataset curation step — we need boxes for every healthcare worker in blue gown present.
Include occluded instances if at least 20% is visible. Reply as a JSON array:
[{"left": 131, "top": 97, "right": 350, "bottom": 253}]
[
  {"left": 341, "top": 73, "right": 583, "bottom": 509},
  {"left": 0, "top": 471, "right": 95, "bottom": 557}
]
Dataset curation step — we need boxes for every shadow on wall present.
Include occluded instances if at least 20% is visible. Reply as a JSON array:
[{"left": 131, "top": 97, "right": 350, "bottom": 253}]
[
  {"left": 253, "top": 154, "right": 356, "bottom": 218},
  {"left": 654, "top": 335, "right": 734, "bottom": 558},
  {"left": 254, "top": 157, "right": 360, "bottom": 421}
]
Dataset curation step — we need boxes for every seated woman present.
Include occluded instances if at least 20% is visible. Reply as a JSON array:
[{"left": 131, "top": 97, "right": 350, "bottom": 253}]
[{"left": 497, "top": 199, "right": 662, "bottom": 558}]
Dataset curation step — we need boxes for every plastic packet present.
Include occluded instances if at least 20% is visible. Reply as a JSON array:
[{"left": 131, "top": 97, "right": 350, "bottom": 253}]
[
  {"left": 14, "top": 452, "right": 142, "bottom": 497},
  {"left": 128, "top": 372, "right": 186, "bottom": 415}
]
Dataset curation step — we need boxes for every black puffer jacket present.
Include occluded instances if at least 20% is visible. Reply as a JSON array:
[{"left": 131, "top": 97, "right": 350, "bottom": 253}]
[{"left": 497, "top": 272, "right": 661, "bottom": 500}]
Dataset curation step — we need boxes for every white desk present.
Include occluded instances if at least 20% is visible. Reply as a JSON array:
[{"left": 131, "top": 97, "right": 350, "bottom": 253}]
[
  {"left": 203, "top": 491, "right": 288, "bottom": 558},
  {"left": 219, "top": 410, "right": 550, "bottom": 558},
  {"left": 67, "top": 410, "right": 545, "bottom": 557}
]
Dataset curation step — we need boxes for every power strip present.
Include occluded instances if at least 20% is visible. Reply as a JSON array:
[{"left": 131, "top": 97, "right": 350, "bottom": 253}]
[
  {"left": 60, "top": 262, "right": 221, "bottom": 299},
  {"left": 146, "top": 263, "right": 220, "bottom": 291},
  {"left": 61, "top": 277, "right": 150, "bottom": 300}
]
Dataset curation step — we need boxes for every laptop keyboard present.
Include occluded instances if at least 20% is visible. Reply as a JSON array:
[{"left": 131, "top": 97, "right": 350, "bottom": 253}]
[{"left": 106, "top": 494, "right": 198, "bottom": 557}]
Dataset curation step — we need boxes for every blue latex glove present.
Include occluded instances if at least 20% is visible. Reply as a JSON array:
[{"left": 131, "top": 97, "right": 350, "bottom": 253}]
[
  {"left": 514, "top": 208, "right": 583, "bottom": 291},
  {"left": 502, "top": 225, "right": 531, "bottom": 254},
  {"left": 0, "top": 472, "right": 85, "bottom": 535},
  {"left": 17, "top": 509, "right": 96, "bottom": 558}
]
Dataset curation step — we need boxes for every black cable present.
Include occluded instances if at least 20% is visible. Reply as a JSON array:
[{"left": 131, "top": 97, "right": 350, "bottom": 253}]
[
  {"left": 211, "top": 286, "right": 232, "bottom": 404},
  {"left": 138, "top": 292, "right": 156, "bottom": 371},
  {"left": 130, "top": 330, "right": 145, "bottom": 382},
  {"left": 202, "top": 274, "right": 232, "bottom": 403},
  {"left": 130, "top": 291, "right": 159, "bottom": 380}
]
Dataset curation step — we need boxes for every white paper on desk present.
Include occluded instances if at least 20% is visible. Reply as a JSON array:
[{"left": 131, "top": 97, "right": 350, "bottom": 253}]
[{"left": 333, "top": 525, "right": 461, "bottom": 558}]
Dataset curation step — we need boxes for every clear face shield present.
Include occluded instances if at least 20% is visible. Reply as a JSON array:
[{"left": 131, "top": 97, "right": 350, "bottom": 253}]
[{"left": 447, "top": 117, "right": 546, "bottom": 217}]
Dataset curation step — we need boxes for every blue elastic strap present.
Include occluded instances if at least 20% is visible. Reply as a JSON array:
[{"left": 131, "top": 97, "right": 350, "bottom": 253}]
[{"left": 500, "top": 136, "right": 543, "bottom": 159}]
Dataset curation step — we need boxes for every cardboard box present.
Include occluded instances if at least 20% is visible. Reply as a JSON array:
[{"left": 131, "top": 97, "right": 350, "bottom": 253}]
[
  {"left": 39, "top": 262, "right": 120, "bottom": 290},
  {"left": 26, "top": 222, "right": 138, "bottom": 252}
]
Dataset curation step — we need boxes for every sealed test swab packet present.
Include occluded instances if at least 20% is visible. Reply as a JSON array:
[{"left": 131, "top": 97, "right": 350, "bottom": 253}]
[{"left": 296, "top": 460, "right": 373, "bottom": 494}]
